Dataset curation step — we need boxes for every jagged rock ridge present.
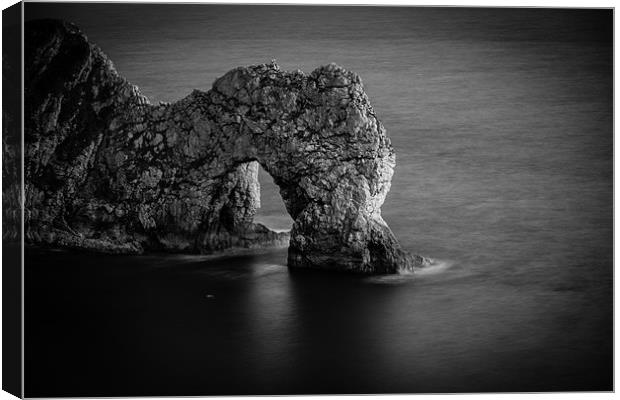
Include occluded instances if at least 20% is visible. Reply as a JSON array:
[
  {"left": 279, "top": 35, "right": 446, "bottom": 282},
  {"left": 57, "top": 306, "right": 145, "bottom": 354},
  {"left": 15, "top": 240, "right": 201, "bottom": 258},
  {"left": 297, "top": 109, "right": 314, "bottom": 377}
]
[{"left": 12, "top": 19, "right": 428, "bottom": 273}]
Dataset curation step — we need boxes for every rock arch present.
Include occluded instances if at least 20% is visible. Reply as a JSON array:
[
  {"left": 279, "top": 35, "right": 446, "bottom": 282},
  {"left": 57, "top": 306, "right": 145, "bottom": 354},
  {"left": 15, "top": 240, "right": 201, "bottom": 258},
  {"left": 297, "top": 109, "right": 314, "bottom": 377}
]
[{"left": 15, "top": 19, "right": 428, "bottom": 274}]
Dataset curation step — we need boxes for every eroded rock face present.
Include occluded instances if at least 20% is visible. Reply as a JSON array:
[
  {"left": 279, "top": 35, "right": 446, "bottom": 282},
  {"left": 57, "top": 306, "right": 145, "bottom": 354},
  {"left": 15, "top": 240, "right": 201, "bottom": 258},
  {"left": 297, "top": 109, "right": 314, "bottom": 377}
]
[{"left": 12, "top": 19, "right": 428, "bottom": 273}]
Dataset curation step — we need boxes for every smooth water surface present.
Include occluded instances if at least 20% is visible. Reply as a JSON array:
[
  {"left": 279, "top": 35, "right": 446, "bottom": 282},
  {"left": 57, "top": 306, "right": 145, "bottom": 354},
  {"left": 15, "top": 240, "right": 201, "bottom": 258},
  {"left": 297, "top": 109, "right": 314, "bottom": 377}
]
[{"left": 24, "top": 5, "right": 612, "bottom": 395}]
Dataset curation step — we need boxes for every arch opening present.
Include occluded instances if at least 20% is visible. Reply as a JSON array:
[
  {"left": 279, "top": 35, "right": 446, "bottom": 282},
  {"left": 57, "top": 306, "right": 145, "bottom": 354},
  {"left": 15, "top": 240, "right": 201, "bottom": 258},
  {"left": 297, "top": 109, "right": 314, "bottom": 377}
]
[{"left": 253, "top": 164, "right": 294, "bottom": 233}]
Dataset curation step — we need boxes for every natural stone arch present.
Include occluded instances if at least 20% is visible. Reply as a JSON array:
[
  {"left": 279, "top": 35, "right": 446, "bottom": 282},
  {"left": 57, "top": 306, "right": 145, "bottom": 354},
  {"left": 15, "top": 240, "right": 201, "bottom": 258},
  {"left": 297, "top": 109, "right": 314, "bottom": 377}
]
[{"left": 16, "top": 19, "right": 428, "bottom": 274}]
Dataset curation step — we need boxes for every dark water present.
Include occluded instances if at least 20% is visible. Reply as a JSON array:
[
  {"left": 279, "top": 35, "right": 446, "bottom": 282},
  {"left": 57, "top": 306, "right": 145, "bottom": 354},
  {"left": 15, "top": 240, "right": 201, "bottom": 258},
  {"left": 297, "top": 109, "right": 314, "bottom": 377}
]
[{"left": 24, "top": 5, "right": 612, "bottom": 396}]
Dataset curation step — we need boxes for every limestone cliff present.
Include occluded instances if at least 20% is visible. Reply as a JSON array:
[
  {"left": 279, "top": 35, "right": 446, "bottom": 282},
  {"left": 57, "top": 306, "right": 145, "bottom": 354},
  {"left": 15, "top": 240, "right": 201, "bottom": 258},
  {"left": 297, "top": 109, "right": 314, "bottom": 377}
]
[{"left": 10, "top": 19, "right": 428, "bottom": 273}]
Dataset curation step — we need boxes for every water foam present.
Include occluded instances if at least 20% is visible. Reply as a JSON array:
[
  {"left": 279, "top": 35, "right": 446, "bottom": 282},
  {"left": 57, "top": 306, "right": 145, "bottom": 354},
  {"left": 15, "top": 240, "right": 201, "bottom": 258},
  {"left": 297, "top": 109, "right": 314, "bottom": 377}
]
[{"left": 414, "top": 259, "right": 456, "bottom": 276}]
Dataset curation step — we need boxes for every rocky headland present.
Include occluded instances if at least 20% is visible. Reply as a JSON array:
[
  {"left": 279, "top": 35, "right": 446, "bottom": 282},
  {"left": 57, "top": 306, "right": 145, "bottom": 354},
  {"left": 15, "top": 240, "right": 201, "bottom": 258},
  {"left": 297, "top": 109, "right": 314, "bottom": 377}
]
[{"left": 6, "top": 19, "right": 429, "bottom": 274}]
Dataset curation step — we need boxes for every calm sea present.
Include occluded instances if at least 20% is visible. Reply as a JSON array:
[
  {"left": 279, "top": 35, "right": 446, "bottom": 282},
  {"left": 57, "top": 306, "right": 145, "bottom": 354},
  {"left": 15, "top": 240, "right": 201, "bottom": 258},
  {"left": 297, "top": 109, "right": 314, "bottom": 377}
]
[{"left": 24, "top": 5, "right": 612, "bottom": 395}]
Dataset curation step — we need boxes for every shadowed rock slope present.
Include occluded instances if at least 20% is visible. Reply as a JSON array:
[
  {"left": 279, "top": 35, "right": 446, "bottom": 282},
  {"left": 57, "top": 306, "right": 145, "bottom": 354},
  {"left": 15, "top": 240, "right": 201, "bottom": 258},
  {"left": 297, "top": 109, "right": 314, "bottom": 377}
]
[{"left": 11, "top": 19, "right": 429, "bottom": 273}]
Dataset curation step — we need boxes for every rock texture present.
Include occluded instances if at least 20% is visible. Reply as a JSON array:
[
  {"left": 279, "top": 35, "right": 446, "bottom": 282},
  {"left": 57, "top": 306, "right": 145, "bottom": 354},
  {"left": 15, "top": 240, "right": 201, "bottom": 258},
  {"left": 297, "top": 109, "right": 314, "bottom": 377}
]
[
  {"left": 11, "top": 19, "right": 428, "bottom": 273},
  {"left": 2, "top": 20, "right": 21, "bottom": 244}
]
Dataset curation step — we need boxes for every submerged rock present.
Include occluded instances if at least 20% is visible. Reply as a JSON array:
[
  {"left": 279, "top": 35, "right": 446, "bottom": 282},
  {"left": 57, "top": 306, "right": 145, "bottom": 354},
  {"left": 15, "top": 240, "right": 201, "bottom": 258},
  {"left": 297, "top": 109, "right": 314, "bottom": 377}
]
[{"left": 8, "top": 19, "right": 429, "bottom": 274}]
